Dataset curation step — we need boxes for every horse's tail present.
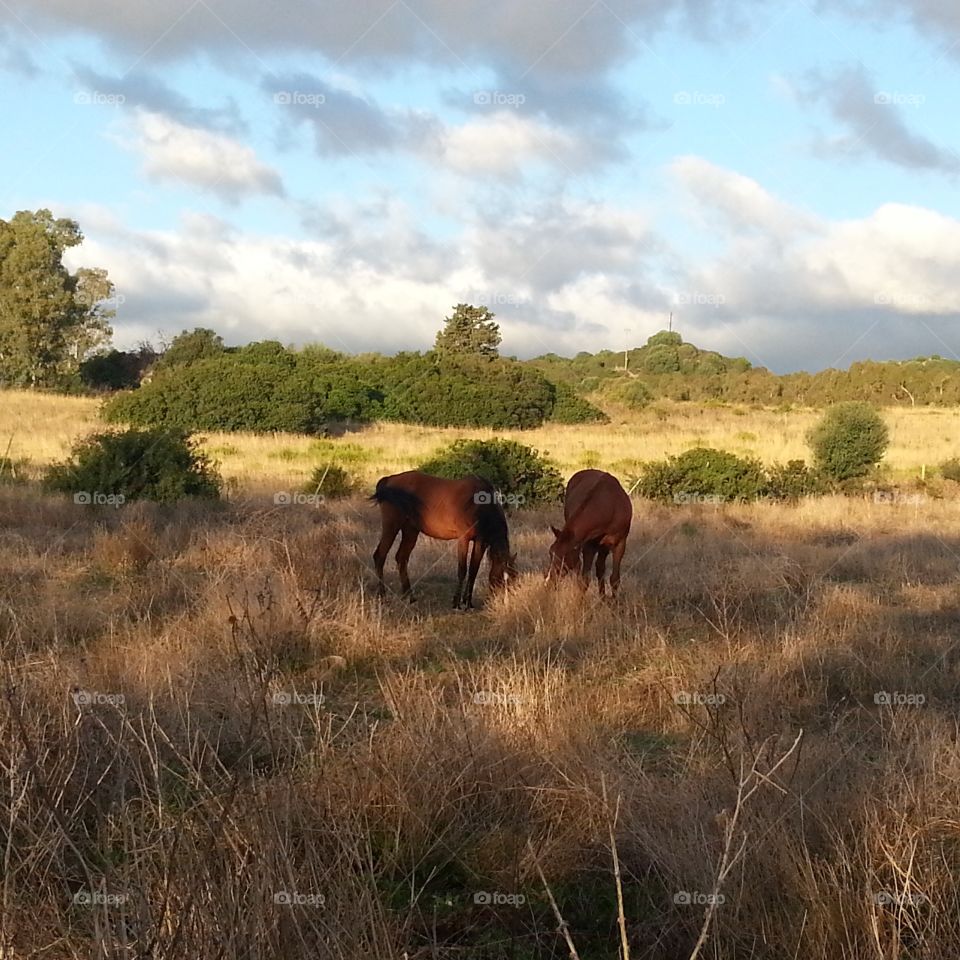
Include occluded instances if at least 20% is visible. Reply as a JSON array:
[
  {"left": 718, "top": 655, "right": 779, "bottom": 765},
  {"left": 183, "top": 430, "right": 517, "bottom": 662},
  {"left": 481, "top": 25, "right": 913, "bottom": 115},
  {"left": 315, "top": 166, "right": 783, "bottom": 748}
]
[
  {"left": 473, "top": 479, "right": 511, "bottom": 557},
  {"left": 369, "top": 477, "right": 422, "bottom": 524}
]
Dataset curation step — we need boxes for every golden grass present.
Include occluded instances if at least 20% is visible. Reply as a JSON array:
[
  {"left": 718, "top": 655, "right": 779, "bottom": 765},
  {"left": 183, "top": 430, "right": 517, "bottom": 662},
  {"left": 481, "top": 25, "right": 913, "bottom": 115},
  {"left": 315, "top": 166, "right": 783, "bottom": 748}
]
[
  {"left": 3, "top": 389, "right": 958, "bottom": 490},
  {"left": 3, "top": 485, "right": 960, "bottom": 957}
]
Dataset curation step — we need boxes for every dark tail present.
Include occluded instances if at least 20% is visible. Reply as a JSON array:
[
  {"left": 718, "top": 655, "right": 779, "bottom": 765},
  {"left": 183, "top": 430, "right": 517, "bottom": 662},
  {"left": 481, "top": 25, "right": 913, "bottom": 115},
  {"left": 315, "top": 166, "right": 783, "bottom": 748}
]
[
  {"left": 474, "top": 487, "right": 511, "bottom": 557},
  {"left": 369, "top": 477, "right": 423, "bottom": 525}
]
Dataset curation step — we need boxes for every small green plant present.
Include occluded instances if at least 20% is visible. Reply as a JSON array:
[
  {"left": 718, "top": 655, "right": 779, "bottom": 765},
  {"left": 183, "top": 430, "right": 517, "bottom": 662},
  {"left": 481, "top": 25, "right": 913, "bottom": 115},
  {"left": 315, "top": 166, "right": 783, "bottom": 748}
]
[
  {"left": 940, "top": 458, "right": 960, "bottom": 482},
  {"left": 419, "top": 438, "right": 563, "bottom": 505},
  {"left": 45, "top": 428, "right": 221, "bottom": 503},
  {"left": 807, "top": 402, "right": 889, "bottom": 482},
  {"left": 637, "top": 447, "right": 768, "bottom": 503},
  {"left": 304, "top": 464, "right": 355, "bottom": 499}
]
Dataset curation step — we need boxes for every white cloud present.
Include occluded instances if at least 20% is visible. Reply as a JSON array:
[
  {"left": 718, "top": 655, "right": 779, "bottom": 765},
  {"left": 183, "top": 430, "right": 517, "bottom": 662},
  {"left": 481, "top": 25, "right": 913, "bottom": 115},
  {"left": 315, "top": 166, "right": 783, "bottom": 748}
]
[
  {"left": 123, "top": 110, "right": 284, "bottom": 202},
  {"left": 439, "top": 111, "right": 586, "bottom": 178},
  {"left": 671, "top": 155, "right": 819, "bottom": 240},
  {"left": 61, "top": 164, "right": 960, "bottom": 373}
]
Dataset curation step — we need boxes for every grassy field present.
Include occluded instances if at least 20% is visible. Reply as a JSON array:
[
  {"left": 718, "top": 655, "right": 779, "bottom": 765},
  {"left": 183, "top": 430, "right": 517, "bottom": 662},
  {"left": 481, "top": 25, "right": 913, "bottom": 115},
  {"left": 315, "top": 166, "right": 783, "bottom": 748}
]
[
  {"left": 3, "top": 390, "right": 960, "bottom": 957},
  {"left": 2, "top": 389, "right": 958, "bottom": 490}
]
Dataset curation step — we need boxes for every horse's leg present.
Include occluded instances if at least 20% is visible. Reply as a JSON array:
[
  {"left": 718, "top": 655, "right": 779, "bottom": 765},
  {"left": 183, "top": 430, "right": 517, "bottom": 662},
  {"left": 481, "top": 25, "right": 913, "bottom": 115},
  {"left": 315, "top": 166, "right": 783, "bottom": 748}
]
[
  {"left": 595, "top": 546, "right": 610, "bottom": 597},
  {"left": 610, "top": 538, "right": 627, "bottom": 597},
  {"left": 453, "top": 535, "right": 470, "bottom": 608},
  {"left": 395, "top": 524, "right": 420, "bottom": 601},
  {"left": 373, "top": 509, "right": 401, "bottom": 598},
  {"left": 579, "top": 541, "right": 598, "bottom": 592},
  {"left": 464, "top": 540, "right": 487, "bottom": 609}
]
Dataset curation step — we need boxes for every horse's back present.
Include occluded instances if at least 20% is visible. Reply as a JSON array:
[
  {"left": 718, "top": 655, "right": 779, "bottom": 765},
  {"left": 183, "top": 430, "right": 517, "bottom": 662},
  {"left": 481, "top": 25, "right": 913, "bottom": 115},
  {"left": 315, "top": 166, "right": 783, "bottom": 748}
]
[
  {"left": 564, "top": 469, "right": 631, "bottom": 540},
  {"left": 372, "top": 470, "right": 493, "bottom": 541}
]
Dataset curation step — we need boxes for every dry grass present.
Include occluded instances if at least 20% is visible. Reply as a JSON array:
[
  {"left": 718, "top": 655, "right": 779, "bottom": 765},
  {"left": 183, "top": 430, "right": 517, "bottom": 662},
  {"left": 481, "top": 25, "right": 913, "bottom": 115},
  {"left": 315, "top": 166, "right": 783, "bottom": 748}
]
[
  {"left": 3, "top": 390, "right": 959, "bottom": 491},
  {"left": 3, "top": 483, "right": 960, "bottom": 958}
]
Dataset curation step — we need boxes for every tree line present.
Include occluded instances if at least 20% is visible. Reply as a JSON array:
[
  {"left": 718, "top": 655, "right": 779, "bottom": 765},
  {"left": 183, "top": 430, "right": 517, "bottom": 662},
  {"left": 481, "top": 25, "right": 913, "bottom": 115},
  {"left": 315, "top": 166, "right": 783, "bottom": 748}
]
[{"left": 2, "top": 208, "right": 958, "bottom": 426}]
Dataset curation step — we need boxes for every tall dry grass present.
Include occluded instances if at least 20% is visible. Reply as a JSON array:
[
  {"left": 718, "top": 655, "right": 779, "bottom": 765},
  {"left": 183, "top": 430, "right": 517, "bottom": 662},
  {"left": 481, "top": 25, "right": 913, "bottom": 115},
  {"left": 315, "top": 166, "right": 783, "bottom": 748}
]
[
  {"left": 2, "top": 389, "right": 958, "bottom": 490},
  {"left": 2, "top": 486, "right": 960, "bottom": 957}
]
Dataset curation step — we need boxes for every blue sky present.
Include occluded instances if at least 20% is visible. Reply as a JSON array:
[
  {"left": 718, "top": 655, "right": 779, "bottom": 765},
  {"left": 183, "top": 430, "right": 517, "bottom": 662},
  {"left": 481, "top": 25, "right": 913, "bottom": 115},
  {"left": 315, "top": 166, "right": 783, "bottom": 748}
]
[{"left": 2, "top": 0, "right": 960, "bottom": 372}]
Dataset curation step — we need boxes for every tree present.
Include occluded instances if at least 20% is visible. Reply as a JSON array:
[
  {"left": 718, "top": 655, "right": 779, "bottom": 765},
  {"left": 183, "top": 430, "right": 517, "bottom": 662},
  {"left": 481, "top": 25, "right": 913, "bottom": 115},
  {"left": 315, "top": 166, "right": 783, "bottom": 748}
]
[
  {"left": 0, "top": 209, "right": 114, "bottom": 386},
  {"left": 154, "top": 328, "right": 225, "bottom": 371},
  {"left": 807, "top": 402, "right": 889, "bottom": 482},
  {"left": 434, "top": 303, "right": 501, "bottom": 360}
]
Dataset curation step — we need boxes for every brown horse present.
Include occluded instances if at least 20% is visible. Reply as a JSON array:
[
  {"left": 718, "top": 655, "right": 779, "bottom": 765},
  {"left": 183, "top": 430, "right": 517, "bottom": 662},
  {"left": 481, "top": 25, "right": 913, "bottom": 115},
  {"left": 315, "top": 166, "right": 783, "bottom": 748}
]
[
  {"left": 547, "top": 469, "right": 632, "bottom": 596},
  {"left": 371, "top": 471, "right": 517, "bottom": 608}
]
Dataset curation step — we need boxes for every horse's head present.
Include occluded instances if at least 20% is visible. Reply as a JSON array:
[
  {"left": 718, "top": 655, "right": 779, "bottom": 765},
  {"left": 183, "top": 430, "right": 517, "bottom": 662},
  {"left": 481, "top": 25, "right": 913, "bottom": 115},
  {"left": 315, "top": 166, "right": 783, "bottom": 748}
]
[
  {"left": 489, "top": 549, "right": 519, "bottom": 594},
  {"left": 546, "top": 525, "right": 580, "bottom": 580}
]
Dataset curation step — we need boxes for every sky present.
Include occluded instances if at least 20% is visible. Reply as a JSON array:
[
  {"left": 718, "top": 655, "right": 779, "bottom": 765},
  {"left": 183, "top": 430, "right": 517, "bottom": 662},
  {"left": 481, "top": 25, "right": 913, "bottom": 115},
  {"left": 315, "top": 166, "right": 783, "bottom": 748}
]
[{"left": 2, "top": 0, "right": 960, "bottom": 373}]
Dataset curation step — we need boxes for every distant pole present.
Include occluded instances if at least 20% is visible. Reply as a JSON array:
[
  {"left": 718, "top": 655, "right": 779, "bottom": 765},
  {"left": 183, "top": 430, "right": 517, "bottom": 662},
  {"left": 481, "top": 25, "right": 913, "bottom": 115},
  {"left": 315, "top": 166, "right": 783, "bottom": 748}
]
[
  {"left": 624, "top": 328, "right": 631, "bottom": 371},
  {"left": 668, "top": 311, "right": 673, "bottom": 332}
]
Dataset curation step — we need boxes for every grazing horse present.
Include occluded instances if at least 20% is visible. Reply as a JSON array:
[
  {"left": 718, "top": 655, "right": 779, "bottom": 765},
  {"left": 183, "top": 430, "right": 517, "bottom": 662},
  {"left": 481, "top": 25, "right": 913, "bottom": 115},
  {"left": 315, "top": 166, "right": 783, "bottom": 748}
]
[
  {"left": 370, "top": 471, "right": 517, "bottom": 608},
  {"left": 547, "top": 469, "right": 632, "bottom": 597}
]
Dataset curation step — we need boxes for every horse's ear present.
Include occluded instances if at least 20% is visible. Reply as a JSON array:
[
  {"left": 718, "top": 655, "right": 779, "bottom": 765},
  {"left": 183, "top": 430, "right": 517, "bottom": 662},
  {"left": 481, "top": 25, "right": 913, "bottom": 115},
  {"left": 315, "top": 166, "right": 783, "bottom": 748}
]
[{"left": 550, "top": 525, "right": 561, "bottom": 538}]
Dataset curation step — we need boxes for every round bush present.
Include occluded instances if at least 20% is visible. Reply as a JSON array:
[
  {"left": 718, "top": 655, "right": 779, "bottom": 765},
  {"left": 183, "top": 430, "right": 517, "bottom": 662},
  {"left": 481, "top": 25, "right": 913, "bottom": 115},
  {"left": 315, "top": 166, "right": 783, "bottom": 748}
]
[
  {"left": 418, "top": 439, "right": 563, "bottom": 506},
  {"left": 807, "top": 403, "right": 889, "bottom": 482},
  {"left": 45, "top": 428, "right": 221, "bottom": 503},
  {"left": 304, "top": 464, "right": 355, "bottom": 499},
  {"left": 637, "top": 447, "right": 768, "bottom": 503},
  {"left": 608, "top": 379, "right": 653, "bottom": 410}
]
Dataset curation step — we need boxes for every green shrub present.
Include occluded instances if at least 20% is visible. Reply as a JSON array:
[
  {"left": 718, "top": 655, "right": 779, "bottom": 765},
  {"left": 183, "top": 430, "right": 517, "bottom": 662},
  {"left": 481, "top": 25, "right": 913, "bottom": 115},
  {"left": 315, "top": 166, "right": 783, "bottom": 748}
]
[
  {"left": 45, "top": 428, "right": 221, "bottom": 503},
  {"left": 419, "top": 438, "right": 563, "bottom": 505},
  {"left": 807, "top": 402, "right": 889, "bottom": 481},
  {"left": 548, "top": 383, "right": 608, "bottom": 424},
  {"left": 608, "top": 379, "right": 653, "bottom": 410},
  {"left": 637, "top": 447, "right": 768, "bottom": 503},
  {"left": 766, "top": 460, "right": 825, "bottom": 500},
  {"left": 940, "top": 458, "right": 960, "bottom": 482},
  {"left": 377, "top": 355, "right": 555, "bottom": 429},
  {"left": 304, "top": 464, "right": 355, "bottom": 499},
  {"left": 643, "top": 344, "right": 681, "bottom": 374},
  {"left": 104, "top": 356, "right": 381, "bottom": 433}
]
